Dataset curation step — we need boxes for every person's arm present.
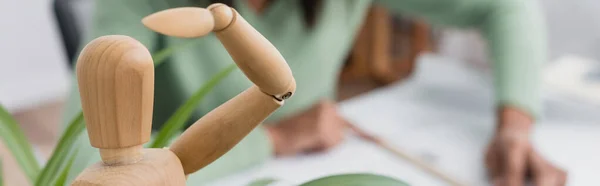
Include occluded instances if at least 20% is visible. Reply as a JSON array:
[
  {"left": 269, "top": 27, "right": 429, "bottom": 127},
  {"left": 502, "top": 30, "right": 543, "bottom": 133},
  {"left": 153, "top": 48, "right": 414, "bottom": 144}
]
[
  {"left": 482, "top": 0, "right": 546, "bottom": 122},
  {"left": 374, "top": 0, "right": 545, "bottom": 123},
  {"left": 373, "top": 1, "right": 567, "bottom": 185}
]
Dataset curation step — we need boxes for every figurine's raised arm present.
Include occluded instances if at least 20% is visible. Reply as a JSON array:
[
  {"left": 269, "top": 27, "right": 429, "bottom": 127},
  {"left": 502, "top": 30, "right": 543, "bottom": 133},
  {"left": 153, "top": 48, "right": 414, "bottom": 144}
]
[
  {"left": 143, "top": 4, "right": 295, "bottom": 99},
  {"left": 142, "top": 4, "right": 296, "bottom": 175}
]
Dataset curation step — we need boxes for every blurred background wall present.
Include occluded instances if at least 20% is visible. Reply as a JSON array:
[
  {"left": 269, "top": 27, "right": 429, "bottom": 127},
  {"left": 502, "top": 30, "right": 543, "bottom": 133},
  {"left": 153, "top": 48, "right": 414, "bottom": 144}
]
[
  {"left": 440, "top": 0, "right": 600, "bottom": 67},
  {"left": 1, "top": 0, "right": 71, "bottom": 184},
  {"left": 0, "top": 0, "right": 70, "bottom": 113}
]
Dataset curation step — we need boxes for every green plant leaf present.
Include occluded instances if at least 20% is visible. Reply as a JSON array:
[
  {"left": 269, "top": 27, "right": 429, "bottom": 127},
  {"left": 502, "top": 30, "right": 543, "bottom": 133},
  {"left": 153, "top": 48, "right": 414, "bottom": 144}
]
[
  {"left": 35, "top": 113, "right": 84, "bottom": 186},
  {"left": 53, "top": 149, "right": 78, "bottom": 186},
  {"left": 0, "top": 104, "right": 40, "bottom": 182},
  {"left": 247, "top": 177, "right": 278, "bottom": 186},
  {"left": 299, "top": 173, "right": 409, "bottom": 186},
  {"left": 152, "top": 40, "right": 197, "bottom": 67},
  {"left": 150, "top": 64, "right": 238, "bottom": 148}
]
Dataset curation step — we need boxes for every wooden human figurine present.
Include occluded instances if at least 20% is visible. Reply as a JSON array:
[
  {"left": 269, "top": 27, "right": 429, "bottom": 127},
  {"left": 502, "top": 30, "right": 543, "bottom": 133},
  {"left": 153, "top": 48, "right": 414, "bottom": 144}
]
[{"left": 71, "top": 3, "right": 295, "bottom": 185}]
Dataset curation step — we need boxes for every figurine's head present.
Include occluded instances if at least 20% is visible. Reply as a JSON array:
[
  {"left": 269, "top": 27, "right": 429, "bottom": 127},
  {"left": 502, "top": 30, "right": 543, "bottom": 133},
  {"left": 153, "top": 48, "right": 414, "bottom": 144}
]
[
  {"left": 76, "top": 35, "right": 155, "bottom": 163},
  {"left": 73, "top": 35, "right": 186, "bottom": 186}
]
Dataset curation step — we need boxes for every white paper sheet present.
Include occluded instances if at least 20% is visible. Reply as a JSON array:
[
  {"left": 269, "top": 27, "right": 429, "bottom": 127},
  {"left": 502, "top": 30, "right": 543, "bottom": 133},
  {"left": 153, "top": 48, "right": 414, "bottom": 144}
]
[{"left": 206, "top": 54, "right": 600, "bottom": 186}]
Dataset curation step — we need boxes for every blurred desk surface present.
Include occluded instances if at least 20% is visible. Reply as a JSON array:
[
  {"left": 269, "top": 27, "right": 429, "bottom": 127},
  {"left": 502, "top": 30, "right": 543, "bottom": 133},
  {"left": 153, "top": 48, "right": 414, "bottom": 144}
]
[{"left": 207, "top": 54, "right": 600, "bottom": 186}]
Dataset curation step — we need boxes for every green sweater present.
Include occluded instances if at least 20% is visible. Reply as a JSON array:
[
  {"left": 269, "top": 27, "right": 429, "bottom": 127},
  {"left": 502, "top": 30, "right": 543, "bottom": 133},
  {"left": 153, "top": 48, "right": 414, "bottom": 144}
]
[{"left": 63, "top": 0, "right": 546, "bottom": 184}]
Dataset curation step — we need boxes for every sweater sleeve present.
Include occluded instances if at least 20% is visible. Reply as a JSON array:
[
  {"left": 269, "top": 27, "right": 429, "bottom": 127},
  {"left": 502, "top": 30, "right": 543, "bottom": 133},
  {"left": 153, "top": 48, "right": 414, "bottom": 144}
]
[
  {"left": 374, "top": 0, "right": 546, "bottom": 119},
  {"left": 479, "top": 0, "right": 546, "bottom": 119}
]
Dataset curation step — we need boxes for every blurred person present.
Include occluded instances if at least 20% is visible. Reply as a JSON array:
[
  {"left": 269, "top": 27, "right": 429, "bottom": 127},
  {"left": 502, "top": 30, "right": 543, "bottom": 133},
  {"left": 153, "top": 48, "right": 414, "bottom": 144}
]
[{"left": 62, "top": 0, "right": 565, "bottom": 185}]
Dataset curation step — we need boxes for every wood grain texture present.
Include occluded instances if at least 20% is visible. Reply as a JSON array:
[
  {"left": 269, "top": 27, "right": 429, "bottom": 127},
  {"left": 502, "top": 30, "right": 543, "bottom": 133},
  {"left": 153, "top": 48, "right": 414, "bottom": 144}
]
[
  {"left": 141, "top": 4, "right": 296, "bottom": 100},
  {"left": 169, "top": 85, "right": 282, "bottom": 175},
  {"left": 71, "top": 149, "right": 186, "bottom": 186},
  {"left": 100, "top": 145, "right": 143, "bottom": 165},
  {"left": 142, "top": 7, "right": 215, "bottom": 38},
  {"left": 211, "top": 4, "right": 296, "bottom": 99},
  {"left": 76, "top": 35, "right": 154, "bottom": 149}
]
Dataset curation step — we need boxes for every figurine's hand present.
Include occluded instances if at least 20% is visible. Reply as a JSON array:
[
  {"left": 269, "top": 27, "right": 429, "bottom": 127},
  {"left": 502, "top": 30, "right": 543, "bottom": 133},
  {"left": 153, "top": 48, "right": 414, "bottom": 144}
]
[
  {"left": 266, "top": 100, "right": 348, "bottom": 156},
  {"left": 485, "top": 107, "right": 567, "bottom": 186}
]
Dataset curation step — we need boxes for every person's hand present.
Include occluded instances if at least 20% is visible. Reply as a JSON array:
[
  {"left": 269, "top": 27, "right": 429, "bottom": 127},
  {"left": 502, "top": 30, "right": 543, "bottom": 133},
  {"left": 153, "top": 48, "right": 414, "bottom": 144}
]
[
  {"left": 266, "top": 100, "right": 349, "bottom": 156},
  {"left": 485, "top": 107, "right": 567, "bottom": 186}
]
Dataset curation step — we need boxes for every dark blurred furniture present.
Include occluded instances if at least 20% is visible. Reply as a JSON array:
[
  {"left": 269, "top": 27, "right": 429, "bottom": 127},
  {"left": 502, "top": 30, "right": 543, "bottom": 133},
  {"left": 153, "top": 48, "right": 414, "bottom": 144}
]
[
  {"left": 338, "top": 6, "right": 437, "bottom": 100},
  {"left": 53, "top": 0, "right": 83, "bottom": 67}
]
